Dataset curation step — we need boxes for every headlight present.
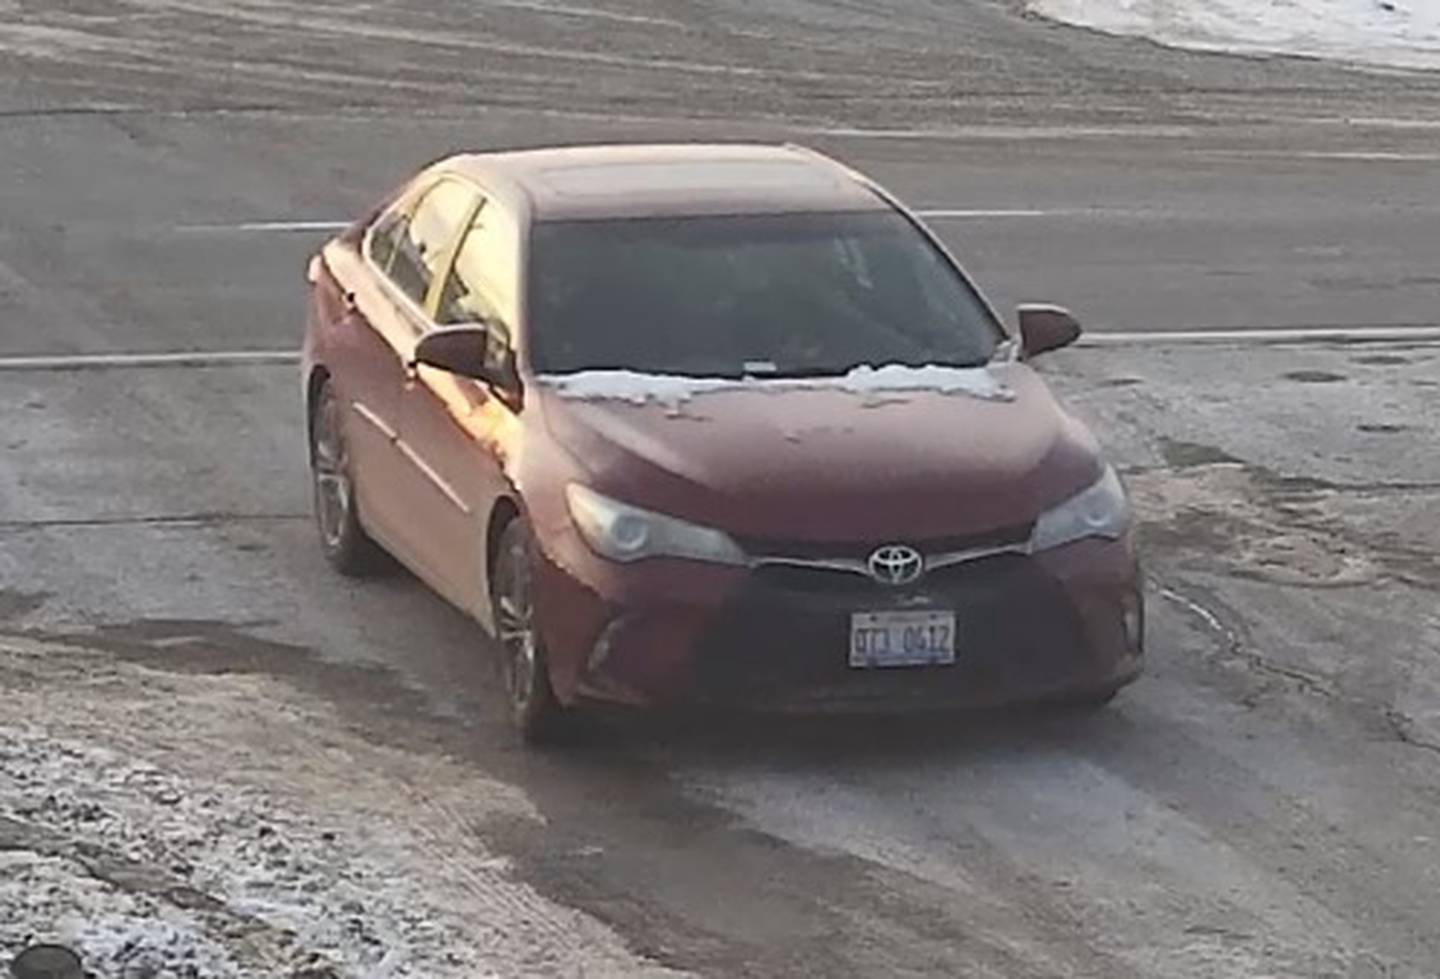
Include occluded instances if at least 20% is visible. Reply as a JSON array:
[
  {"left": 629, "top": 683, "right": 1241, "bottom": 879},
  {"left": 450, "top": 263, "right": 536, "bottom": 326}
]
[
  {"left": 1030, "top": 466, "right": 1130, "bottom": 551},
  {"left": 565, "top": 484, "right": 749, "bottom": 566}
]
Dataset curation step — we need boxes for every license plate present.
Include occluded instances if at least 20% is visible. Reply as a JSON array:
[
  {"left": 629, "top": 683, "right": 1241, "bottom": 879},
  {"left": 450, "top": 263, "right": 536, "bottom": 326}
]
[{"left": 849, "top": 610, "right": 957, "bottom": 669}]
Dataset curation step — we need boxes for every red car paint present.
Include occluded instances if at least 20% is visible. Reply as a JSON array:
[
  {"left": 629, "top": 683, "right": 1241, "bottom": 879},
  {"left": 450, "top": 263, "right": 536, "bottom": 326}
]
[{"left": 302, "top": 144, "right": 1143, "bottom": 715}]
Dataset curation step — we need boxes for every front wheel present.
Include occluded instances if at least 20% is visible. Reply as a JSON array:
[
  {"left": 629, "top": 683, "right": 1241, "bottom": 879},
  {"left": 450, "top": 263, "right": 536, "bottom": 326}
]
[{"left": 490, "top": 517, "right": 568, "bottom": 743}]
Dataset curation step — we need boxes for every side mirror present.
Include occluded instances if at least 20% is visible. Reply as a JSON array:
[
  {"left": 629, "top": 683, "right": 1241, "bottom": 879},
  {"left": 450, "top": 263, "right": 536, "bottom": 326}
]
[
  {"left": 411, "top": 325, "right": 517, "bottom": 392},
  {"left": 1017, "top": 304, "right": 1082, "bottom": 359}
]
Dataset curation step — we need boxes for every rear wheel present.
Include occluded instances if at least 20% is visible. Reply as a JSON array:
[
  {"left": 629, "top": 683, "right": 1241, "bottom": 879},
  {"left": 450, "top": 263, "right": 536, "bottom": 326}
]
[
  {"left": 310, "top": 379, "right": 387, "bottom": 576},
  {"left": 490, "top": 517, "right": 568, "bottom": 743}
]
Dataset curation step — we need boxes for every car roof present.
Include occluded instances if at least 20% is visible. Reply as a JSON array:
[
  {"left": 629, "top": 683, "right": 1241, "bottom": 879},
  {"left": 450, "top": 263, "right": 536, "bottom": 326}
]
[{"left": 440, "top": 144, "right": 889, "bottom": 222}]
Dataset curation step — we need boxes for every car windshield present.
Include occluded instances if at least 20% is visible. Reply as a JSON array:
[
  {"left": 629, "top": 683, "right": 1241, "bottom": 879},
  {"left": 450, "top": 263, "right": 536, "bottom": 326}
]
[{"left": 527, "top": 210, "right": 1002, "bottom": 377}]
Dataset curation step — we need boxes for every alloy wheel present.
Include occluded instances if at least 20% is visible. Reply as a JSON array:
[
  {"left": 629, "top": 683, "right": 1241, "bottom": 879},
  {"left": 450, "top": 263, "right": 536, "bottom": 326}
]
[
  {"left": 495, "top": 533, "right": 539, "bottom": 716},
  {"left": 312, "top": 389, "right": 352, "bottom": 550}
]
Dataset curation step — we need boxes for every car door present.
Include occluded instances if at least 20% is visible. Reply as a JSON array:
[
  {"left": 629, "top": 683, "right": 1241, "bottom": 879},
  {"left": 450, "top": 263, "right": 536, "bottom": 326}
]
[
  {"left": 336, "top": 176, "right": 481, "bottom": 575},
  {"left": 398, "top": 194, "right": 525, "bottom": 619}
]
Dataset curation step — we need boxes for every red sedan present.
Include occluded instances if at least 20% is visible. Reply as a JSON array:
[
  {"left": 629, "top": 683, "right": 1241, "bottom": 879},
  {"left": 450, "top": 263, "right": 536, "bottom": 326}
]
[{"left": 302, "top": 144, "right": 1143, "bottom": 741}]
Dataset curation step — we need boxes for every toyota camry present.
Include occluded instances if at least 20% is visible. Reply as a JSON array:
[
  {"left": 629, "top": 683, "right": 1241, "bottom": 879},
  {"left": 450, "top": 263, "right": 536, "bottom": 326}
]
[{"left": 301, "top": 143, "right": 1144, "bottom": 741}]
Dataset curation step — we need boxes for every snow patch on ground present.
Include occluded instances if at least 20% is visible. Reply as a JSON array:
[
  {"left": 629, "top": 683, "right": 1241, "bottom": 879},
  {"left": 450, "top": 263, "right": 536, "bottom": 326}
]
[
  {"left": 540, "top": 363, "right": 1014, "bottom": 410},
  {"left": 0, "top": 635, "right": 684, "bottom": 979},
  {"left": 1028, "top": 0, "right": 1440, "bottom": 71},
  {"left": 2, "top": 850, "right": 253, "bottom": 979}
]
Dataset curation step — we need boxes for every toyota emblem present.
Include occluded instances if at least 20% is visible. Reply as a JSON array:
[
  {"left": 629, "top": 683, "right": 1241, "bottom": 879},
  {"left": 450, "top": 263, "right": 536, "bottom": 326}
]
[{"left": 867, "top": 544, "right": 924, "bottom": 586}]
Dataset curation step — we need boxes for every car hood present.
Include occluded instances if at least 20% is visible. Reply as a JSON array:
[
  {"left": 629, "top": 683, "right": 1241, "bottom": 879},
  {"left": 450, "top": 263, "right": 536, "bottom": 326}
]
[{"left": 536, "top": 363, "right": 1102, "bottom": 543}]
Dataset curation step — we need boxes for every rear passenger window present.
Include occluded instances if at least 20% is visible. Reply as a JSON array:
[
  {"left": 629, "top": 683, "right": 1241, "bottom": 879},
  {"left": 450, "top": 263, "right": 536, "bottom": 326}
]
[
  {"left": 367, "top": 210, "right": 405, "bottom": 273},
  {"left": 369, "top": 179, "right": 479, "bottom": 307}
]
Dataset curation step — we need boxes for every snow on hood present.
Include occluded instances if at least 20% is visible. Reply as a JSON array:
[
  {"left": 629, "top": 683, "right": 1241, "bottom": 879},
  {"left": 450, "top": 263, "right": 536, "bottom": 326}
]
[{"left": 537, "top": 364, "right": 1016, "bottom": 410}]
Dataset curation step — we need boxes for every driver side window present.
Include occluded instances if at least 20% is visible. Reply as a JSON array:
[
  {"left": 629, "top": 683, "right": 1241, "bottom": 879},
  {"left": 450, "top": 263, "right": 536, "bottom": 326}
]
[
  {"left": 436, "top": 202, "right": 520, "bottom": 332},
  {"left": 367, "top": 178, "right": 480, "bottom": 308}
]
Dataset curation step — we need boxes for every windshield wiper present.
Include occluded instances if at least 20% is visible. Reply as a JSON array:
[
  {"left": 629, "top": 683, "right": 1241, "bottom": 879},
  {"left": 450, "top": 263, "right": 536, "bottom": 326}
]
[{"left": 989, "top": 338, "right": 1021, "bottom": 364}]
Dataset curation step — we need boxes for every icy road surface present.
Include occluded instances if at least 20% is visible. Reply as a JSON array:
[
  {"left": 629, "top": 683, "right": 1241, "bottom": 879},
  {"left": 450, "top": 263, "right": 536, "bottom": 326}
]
[{"left": 1030, "top": 0, "right": 1440, "bottom": 71}]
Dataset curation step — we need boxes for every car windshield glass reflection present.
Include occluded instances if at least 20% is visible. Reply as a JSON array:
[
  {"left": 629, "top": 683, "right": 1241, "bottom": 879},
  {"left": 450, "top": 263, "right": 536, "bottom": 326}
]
[{"left": 528, "top": 211, "right": 1001, "bottom": 378}]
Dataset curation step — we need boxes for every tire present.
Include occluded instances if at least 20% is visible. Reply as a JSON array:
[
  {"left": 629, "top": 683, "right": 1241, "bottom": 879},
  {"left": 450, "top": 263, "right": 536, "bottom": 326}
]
[
  {"left": 490, "top": 517, "right": 569, "bottom": 743},
  {"left": 309, "top": 379, "right": 388, "bottom": 576}
]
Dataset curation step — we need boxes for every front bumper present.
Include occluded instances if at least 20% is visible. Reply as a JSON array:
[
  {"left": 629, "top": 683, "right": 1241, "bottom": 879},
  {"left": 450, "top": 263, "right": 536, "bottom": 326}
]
[{"left": 534, "top": 532, "right": 1143, "bottom": 712}]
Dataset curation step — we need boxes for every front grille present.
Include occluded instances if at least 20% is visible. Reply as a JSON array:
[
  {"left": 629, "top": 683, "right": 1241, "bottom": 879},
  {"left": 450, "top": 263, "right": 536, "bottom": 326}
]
[
  {"left": 692, "top": 553, "right": 1091, "bottom": 707},
  {"left": 753, "top": 559, "right": 1016, "bottom": 597},
  {"left": 752, "top": 563, "right": 877, "bottom": 596},
  {"left": 741, "top": 522, "right": 1036, "bottom": 595},
  {"left": 738, "top": 522, "right": 1034, "bottom": 564}
]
